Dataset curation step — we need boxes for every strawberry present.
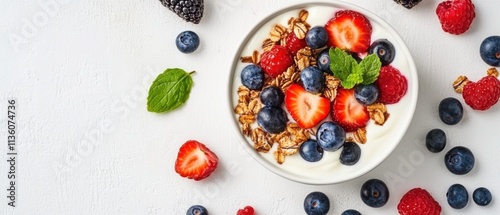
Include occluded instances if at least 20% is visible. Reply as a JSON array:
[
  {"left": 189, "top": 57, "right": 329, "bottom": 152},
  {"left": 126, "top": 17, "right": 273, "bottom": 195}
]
[
  {"left": 175, "top": 140, "right": 218, "bottom": 181},
  {"left": 260, "top": 45, "right": 293, "bottom": 78},
  {"left": 397, "top": 188, "right": 441, "bottom": 215},
  {"left": 285, "top": 32, "right": 307, "bottom": 55},
  {"left": 332, "top": 88, "right": 369, "bottom": 132},
  {"left": 325, "top": 10, "right": 372, "bottom": 53},
  {"left": 436, "top": 0, "right": 475, "bottom": 35},
  {"left": 236, "top": 206, "right": 254, "bottom": 215},
  {"left": 285, "top": 84, "right": 330, "bottom": 129},
  {"left": 462, "top": 75, "right": 500, "bottom": 110}
]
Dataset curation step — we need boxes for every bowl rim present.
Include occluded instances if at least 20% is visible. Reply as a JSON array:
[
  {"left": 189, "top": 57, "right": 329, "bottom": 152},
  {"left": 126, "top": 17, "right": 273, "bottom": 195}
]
[{"left": 227, "top": 0, "right": 419, "bottom": 185}]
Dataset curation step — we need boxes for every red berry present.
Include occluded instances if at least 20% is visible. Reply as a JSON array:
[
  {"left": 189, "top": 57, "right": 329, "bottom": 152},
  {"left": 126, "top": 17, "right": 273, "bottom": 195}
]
[
  {"left": 397, "top": 188, "right": 441, "bottom": 215},
  {"left": 285, "top": 84, "right": 331, "bottom": 129},
  {"left": 236, "top": 206, "right": 254, "bottom": 215},
  {"left": 331, "top": 88, "right": 370, "bottom": 132},
  {"left": 325, "top": 10, "right": 372, "bottom": 53},
  {"left": 175, "top": 140, "right": 218, "bottom": 181},
  {"left": 375, "top": 66, "right": 408, "bottom": 104},
  {"left": 260, "top": 45, "right": 293, "bottom": 78},
  {"left": 462, "top": 75, "right": 500, "bottom": 110},
  {"left": 436, "top": 0, "right": 475, "bottom": 35},
  {"left": 285, "top": 33, "right": 307, "bottom": 55}
]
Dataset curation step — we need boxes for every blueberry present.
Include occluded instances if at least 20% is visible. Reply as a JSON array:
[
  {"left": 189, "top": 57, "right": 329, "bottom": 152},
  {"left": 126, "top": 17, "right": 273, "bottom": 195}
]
[
  {"left": 369, "top": 39, "right": 396, "bottom": 66},
  {"left": 426, "top": 128, "right": 446, "bottom": 153},
  {"left": 240, "top": 64, "right": 264, "bottom": 90},
  {"left": 186, "top": 205, "right": 208, "bottom": 215},
  {"left": 354, "top": 84, "right": 379, "bottom": 105},
  {"left": 299, "top": 139, "right": 324, "bottom": 162},
  {"left": 473, "top": 187, "right": 492, "bottom": 206},
  {"left": 360, "top": 179, "right": 389, "bottom": 208},
  {"left": 305, "top": 26, "right": 328, "bottom": 49},
  {"left": 300, "top": 66, "right": 325, "bottom": 93},
  {"left": 316, "top": 121, "right": 346, "bottom": 151},
  {"left": 447, "top": 184, "right": 469, "bottom": 209},
  {"left": 480, "top": 35, "right": 500, "bottom": 67},
  {"left": 444, "top": 146, "right": 475, "bottom": 175},
  {"left": 257, "top": 106, "right": 288, "bottom": 134},
  {"left": 340, "top": 142, "right": 361, "bottom": 166},
  {"left": 347, "top": 51, "right": 362, "bottom": 63},
  {"left": 439, "top": 97, "right": 463, "bottom": 125},
  {"left": 304, "top": 191, "right": 330, "bottom": 215},
  {"left": 260, "top": 86, "right": 284, "bottom": 107},
  {"left": 317, "top": 49, "right": 332, "bottom": 73},
  {"left": 341, "top": 209, "right": 362, "bottom": 215},
  {"left": 176, "top": 30, "right": 200, "bottom": 54}
]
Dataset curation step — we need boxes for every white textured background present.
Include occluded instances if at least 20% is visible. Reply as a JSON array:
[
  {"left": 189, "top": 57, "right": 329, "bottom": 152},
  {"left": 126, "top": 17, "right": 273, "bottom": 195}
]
[{"left": 1, "top": 0, "right": 500, "bottom": 214}]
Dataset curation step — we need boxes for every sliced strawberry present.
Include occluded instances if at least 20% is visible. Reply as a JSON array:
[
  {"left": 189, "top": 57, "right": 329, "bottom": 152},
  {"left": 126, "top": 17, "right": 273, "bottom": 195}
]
[
  {"left": 285, "top": 84, "right": 330, "bottom": 129},
  {"left": 332, "top": 88, "right": 370, "bottom": 132},
  {"left": 175, "top": 140, "right": 218, "bottom": 181},
  {"left": 325, "top": 10, "right": 372, "bottom": 53}
]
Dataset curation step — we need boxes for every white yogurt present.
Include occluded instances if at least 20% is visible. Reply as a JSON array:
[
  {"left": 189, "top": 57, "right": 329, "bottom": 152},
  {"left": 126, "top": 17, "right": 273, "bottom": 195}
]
[{"left": 231, "top": 3, "right": 417, "bottom": 184}]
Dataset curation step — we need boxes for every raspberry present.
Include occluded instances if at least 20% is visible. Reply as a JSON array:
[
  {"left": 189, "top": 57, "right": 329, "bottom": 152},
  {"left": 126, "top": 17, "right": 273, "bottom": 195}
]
[
  {"left": 436, "top": 0, "right": 475, "bottom": 35},
  {"left": 375, "top": 66, "right": 408, "bottom": 104},
  {"left": 462, "top": 75, "right": 500, "bottom": 110},
  {"left": 285, "top": 33, "right": 307, "bottom": 55},
  {"left": 397, "top": 188, "right": 441, "bottom": 215},
  {"left": 236, "top": 206, "right": 254, "bottom": 215},
  {"left": 260, "top": 45, "right": 293, "bottom": 78}
]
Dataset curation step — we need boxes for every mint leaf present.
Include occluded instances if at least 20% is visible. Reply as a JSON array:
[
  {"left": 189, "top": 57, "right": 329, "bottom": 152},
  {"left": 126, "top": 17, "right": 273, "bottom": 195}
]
[
  {"left": 343, "top": 66, "right": 364, "bottom": 89},
  {"left": 329, "top": 48, "right": 357, "bottom": 80},
  {"left": 359, "top": 53, "right": 382, "bottom": 85},
  {"left": 147, "top": 68, "right": 194, "bottom": 113}
]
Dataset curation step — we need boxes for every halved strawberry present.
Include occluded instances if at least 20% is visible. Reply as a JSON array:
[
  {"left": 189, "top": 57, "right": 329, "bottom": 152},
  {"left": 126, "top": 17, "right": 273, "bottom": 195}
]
[
  {"left": 175, "top": 140, "right": 218, "bottom": 181},
  {"left": 332, "top": 88, "right": 369, "bottom": 132},
  {"left": 285, "top": 84, "right": 330, "bottom": 129},
  {"left": 325, "top": 10, "right": 372, "bottom": 53}
]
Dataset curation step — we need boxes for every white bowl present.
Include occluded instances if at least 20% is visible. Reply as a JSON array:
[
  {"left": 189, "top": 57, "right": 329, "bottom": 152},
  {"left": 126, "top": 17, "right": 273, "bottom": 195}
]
[{"left": 228, "top": 1, "right": 418, "bottom": 185}]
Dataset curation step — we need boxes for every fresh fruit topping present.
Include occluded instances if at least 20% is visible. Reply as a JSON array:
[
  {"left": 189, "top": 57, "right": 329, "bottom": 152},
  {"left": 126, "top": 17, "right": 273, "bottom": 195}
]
[
  {"left": 285, "top": 84, "right": 330, "bottom": 129},
  {"left": 257, "top": 106, "right": 288, "bottom": 134},
  {"left": 332, "top": 88, "right": 370, "bottom": 132},
  {"left": 426, "top": 128, "right": 446, "bottom": 153},
  {"left": 341, "top": 209, "right": 361, "bottom": 215},
  {"left": 285, "top": 32, "right": 307, "bottom": 55},
  {"left": 299, "top": 139, "right": 324, "bottom": 162},
  {"left": 438, "top": 97, "right": 463, "bottom": 125},
  {"left": 436, "top": 0, "right": 475, "bottom": 35},
  {"left": 347, "top": 51, "right": 362, "bottom": 63},
  {"left": 397, "top": 188, "right": 441, "bottom": 215},
  {"left": 325, "top": 10, "right": 372, "bottom": 53},
  {"left": 394, "top": 0, "right": 423, "bottom": 9},
  {"left": 462, "top": 75, "right": 500, "bottom": 110},
  {"left": 176, "top": 31, "right": 200, "bottom": 54},
  {"left": 175, "top": 140, "right": 218, "bottom": 181},
  {"left": 354, "top": 84, "right": 379, "bottom": 105},
  {"left": 304, "top": 191, "right": 330, "bottom": 215},
  {"left": 260, "top": 86, "right": 284, "bottom": 107},
  {"left": 186, "top": 205, "right": 208, "bottom": 215},
  {"left": 316, "top": 121, "right": 346, "bottom": 152},
  {"left": 339, "top": 141, "right": 361, "bottom": 165},
  {"left": 236, "top": 206, "right": 255, "bottom": 215},
  {"left": 480, "top": 36, "right": 500, "bottom": 67},
  {"left": 147, "top": 68, "right": 194, "bottom": 113},
  {"left": 369, "top": 39, "right": 396, "bottom": 66},
  {"left": 447, "top": 184, "right": 469, "bottom": 209},
  {"left": 444, "top": 146, "right": 474, "bottom": 175},
  {"left": 317, "top": 49, "right": 332, "bottom": 73},
  {"left": 473, "top": 187, "right": 492, "bottom": 206},
  {"left": 305, "top": 26, "right": 329, "bottom": 49},
  {"left": 159, "top": 0, "right": 204, "bottom": 24},
  {"left": 260, "top": 45, "right": 293, "bottom": 78},
  {"left": 329, "top": 48, "right": 381, "bottom": 89},
  {"left": 375, "top": 65, "right": 407, "bottom": 104},
  {"left": 240, "top": 64, "right": 265, "bottom": 90},
  {"left": 360, "top": 179, "right": 389, "bottom": 208},
  {"left": 301, "top": 66, "right": 325, "bottom": 93}
]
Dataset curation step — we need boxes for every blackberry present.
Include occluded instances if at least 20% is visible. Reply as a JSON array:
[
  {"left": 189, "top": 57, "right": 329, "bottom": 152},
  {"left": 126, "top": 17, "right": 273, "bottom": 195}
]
[
  {"left": 394, "top": 0, "right": 422, "bottom": 9},
  {"left": 159, "top": 0, "right": 204, "bottom": 24}
]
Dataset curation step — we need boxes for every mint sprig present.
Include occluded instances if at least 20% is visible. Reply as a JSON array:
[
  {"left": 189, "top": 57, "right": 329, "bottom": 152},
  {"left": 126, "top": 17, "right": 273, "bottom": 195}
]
[
  {"left": 329, "top": 48, "right": 382, "bottom": 88},
  {"left": 147, "top": 68, "right": 194, "bottom": 113}
]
